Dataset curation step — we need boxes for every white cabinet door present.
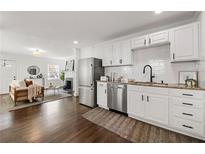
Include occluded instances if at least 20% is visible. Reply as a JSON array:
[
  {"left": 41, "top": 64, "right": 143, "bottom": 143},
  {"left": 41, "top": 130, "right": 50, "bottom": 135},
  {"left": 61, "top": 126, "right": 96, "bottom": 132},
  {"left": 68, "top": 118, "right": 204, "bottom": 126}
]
[
  {"left": 112, "top": 42, "right": 121, "bottom": 65},
  {"left": 102, "top": 44, "right": 113, "bottom": 66},
  {"left": 120, "top": 39, "right": 132, "bottom": 65},
  {"left": 127, "top": 90, "right": 145, "bottom": 118},
  {"left": 145, "top": 93, "right": 169, "bottom": 125},
  {"left": 97, "top": 82, "right": 108, "bottom": 109},
  {"left": 131, "top": 35, "right": 148, "bottom": 49},
  {"left": 169, "top": 22, "right": 199, "bottom": 62},
  {"left": 149, "top": 31, "right": 169, "bottom": 46}
]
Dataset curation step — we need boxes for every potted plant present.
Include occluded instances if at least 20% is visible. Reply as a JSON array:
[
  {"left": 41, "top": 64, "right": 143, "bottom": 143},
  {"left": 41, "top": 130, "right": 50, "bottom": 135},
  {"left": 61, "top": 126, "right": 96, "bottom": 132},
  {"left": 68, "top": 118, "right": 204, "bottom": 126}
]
[{"left": 60, "top": 70, "right": 65, "bottom": 81}]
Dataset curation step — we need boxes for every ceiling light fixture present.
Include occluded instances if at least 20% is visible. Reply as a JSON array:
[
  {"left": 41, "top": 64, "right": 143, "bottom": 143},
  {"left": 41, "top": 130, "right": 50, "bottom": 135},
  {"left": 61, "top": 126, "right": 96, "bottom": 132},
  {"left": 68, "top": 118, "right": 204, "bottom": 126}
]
[
  {"left": 73, "top": 40, "right": 79, "bottom": 45},
  {"left": 33, "top": 49, "right": 41, "bottom": 56},
  {"left": 155, "top": 11, "right": 163, "bottom": 14}
]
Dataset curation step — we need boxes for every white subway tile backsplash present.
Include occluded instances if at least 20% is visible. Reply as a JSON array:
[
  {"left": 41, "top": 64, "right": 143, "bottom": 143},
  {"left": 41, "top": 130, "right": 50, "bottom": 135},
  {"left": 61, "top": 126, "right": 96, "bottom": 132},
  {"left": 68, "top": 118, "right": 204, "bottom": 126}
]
[{"left": 105, "top": 45, "right": 205, "bottom": 88}]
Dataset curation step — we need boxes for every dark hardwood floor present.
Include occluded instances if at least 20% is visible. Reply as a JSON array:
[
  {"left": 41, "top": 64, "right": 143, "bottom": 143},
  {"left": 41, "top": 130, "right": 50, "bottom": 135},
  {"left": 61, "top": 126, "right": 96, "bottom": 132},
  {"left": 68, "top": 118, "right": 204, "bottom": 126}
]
[
  {"left": 0, "top": 96, "right": 204, "bottom": 143},
  {"left": 0, "top": 97, "right": 129, "bottom": 143}
]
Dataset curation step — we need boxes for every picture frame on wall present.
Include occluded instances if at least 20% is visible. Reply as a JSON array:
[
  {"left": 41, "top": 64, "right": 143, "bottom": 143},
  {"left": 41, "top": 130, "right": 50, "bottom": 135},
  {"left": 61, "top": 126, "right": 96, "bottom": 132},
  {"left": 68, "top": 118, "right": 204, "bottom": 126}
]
[
  {"left": 65, "top": 60, "right": 74, "bottom": 72},
  {"left": 178, "top": 71, "right": 198, "bottom": 85}
]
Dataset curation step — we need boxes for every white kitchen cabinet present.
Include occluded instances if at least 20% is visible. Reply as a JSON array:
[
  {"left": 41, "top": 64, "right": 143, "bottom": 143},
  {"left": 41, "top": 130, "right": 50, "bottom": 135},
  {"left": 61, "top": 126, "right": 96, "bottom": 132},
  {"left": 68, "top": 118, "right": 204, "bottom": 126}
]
[
  {"left": 127, "top": 85, "right": 169, "bottom": 126},
  {"left": 102, "top": 39, "right": 133, "bottom": 67},
  {"left": 169, "top": 22, "right": 199, "bottom": 62},
  {"left": 131, "top": 35, "right": 148, "bottom": 49},
  {"left": 144, "top": 93, "right": 169, "bottom": 125},
  {"left": 169, "top": 88, "right": 205, "bottom": 137},
  {"left": 97, "top": 82, "right": 108, "bottom": 109},
  {"left": 112, "top": 42, "right": 121, "bottom": 65},
  {"left": 131, "top": 31, "right": 169, "bottom": 50},
  {"left": 127, "top": 90, "right": 145, "bottom": 118},
  {"left": 120, "top": 39, "right": 132, "bottom": 65},
  {"left": 148, "top": 31, "right": 169, "bottom": 46},
  {"left": 102, "top": 43, "right": 113, "bottom": 66}
]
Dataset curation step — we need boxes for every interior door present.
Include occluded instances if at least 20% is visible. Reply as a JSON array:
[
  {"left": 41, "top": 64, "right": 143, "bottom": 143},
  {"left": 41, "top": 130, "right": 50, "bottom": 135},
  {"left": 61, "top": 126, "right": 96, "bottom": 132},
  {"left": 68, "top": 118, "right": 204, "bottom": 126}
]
[
  {"left": 0, "top": 60, "right": 16, "bottom": 94},
  {"left": 78, "top": 58, "right": 93, "bottom": 87}
]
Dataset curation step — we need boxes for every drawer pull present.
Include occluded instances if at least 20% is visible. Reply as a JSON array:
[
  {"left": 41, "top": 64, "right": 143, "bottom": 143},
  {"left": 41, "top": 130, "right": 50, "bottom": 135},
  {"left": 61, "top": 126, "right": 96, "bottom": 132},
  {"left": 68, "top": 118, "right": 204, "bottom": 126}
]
[
  {"left": 182, "top": 124, "right": 193, "bottom": 129},
  {"left": 182, "top": 102, "right": 193, "bottom": 106},
  {"left": 182, "top": 93, "right": 193, "bottom": 96},
  {"left": 182, "top": 112, "right": 193, "bottom": 116}
]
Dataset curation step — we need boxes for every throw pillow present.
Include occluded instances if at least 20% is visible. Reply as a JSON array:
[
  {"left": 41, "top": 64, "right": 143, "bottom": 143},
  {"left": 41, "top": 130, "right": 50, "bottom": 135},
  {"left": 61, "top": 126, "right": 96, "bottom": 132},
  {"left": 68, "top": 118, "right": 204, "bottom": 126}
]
[{"left": 24, "top": 80, "right": 33, "bottom": 87}]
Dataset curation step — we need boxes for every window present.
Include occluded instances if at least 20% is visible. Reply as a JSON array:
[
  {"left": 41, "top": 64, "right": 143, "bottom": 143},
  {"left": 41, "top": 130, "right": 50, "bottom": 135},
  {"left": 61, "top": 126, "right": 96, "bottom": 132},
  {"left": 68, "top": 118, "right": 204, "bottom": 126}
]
[{"left": 48, "top": 64, "right": 60, "bottom": 80}]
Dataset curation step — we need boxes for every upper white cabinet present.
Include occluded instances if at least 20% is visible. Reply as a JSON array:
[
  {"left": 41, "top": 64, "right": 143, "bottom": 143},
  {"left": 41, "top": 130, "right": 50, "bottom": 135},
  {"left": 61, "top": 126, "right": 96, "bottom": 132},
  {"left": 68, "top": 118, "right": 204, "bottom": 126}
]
[
  {"left": 131, "top": 31, "right": 169, "bottom": 49},
  {"left": 131, "top": 35, "right": 148, "bottom": 49},
  {"left": 148, "top": 31, "right": 169, "bottom": 46},
  {"left": 102, "top": 43, "right": 113, "bottom": 66},
  {"left": 102, "top": 39, "right": 133, "bottom": 67},
  {"left": 169, "top": 22, "right": 199, "bottom": 62}
]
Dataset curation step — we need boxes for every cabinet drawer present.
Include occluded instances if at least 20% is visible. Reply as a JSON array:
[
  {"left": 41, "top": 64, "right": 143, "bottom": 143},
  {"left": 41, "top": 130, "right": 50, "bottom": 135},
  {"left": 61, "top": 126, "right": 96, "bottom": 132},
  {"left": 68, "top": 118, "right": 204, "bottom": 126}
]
[
  {"left": 170, "top": 105, "right": 204, "bottom": 122},
  {"left": 170, "top": 116, "right": 204, "bottom": 136},
  {"left": 144, "top": 86, "right": 168, "bottom": 95},
  {"left": 169, "top": 89, "right": 205, "bottom": 99},
  {"left": 170, "top": 97, "right": 204, "bottom": 109},
  {"left": 97, "top": 82, "right": 107, "bottom": 88},
  {"left": 127, "top": 85, "right": 144, "bottom": 92}
]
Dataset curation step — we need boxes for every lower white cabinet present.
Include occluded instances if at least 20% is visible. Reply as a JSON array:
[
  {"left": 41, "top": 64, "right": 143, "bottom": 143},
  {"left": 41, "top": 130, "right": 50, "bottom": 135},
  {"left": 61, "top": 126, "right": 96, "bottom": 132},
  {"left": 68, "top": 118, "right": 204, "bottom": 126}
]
[
  {"left": 127, "top": 85, "right": 169, "bottom": 126},
  {"left": 144, "top": 93, "right": 168, "bottom": 125},
  {"left": 169, "top": 88, "right": 205, "bottom": 137},
  {"left": 128, "top": 85, "right": 205, "bottom": 140},
  {"left": 127, "top": 90, "right": 145, "bottom": 118},
  {"left": 97, "top": 82, "right": 108, "bottom": 109}
]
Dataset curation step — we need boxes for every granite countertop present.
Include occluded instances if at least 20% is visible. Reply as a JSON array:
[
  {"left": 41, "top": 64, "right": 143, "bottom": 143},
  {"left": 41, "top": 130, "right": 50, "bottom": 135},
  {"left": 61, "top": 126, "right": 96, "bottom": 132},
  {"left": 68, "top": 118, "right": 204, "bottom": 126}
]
[{"left": 97, "top": 80, "right": 205, "bottom": 91}]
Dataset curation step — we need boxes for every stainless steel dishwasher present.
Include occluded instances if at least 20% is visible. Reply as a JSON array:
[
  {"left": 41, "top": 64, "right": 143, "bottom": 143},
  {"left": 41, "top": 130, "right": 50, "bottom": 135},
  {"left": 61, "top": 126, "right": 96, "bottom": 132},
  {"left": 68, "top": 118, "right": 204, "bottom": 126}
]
[{"left": 107, "top": 83, "right": 127, "bottom": 113}]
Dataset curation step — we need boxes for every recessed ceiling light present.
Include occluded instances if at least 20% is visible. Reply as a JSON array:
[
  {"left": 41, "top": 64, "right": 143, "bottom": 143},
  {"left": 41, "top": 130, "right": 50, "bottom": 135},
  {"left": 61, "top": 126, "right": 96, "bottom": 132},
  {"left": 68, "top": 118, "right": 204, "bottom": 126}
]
[
  {"left": 73, "top": 41, "right": 79, "bottom": 45},
  {"left": 155, "top": 11, "right": 163, "bottom": 14}
]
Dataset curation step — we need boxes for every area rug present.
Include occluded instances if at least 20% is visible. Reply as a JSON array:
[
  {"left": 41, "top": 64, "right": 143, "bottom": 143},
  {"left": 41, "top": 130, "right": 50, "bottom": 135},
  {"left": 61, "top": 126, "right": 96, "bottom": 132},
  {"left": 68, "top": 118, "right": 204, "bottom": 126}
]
[
  {"left": 0, "top": 92, "right": 71, "bottom": 113},
  {"left": 82, "top": 107, "right": 203, "bottom": 143}
]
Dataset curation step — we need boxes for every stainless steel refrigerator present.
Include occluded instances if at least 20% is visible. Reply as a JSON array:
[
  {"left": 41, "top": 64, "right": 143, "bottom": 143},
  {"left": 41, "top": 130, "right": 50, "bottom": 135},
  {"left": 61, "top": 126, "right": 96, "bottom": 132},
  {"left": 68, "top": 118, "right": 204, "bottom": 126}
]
[{"left": 78, "top": 58, "right": 104, "bottom": 107}]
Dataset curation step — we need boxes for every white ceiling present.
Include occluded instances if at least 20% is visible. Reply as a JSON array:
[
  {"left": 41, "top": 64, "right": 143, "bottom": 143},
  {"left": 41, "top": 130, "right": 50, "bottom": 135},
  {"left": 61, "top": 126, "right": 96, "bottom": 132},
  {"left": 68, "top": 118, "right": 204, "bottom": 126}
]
[{"left": 0, "top": 11, "right": 198, "bottom": 59}]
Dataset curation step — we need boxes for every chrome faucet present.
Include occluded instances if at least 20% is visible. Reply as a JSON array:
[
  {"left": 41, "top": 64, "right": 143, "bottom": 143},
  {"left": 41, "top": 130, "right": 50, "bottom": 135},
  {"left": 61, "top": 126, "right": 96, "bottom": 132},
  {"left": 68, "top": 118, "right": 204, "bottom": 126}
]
[{"left": 143, "top": 65, "right": 155, "bottom": 82}]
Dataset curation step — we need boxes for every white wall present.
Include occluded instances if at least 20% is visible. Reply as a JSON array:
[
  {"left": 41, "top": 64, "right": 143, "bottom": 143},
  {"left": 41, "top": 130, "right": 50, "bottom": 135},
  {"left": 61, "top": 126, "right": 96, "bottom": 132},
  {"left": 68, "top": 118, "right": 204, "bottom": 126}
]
[{"left": 0, "top": 52, "right": 66, "bottom": 92}]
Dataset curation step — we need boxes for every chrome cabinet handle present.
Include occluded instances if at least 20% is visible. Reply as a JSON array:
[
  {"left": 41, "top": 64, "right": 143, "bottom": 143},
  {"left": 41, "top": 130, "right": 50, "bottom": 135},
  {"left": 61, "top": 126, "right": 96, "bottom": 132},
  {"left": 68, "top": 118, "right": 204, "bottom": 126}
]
[
  {"left": 149, "top": 38, "right": 151, "bottom": 44},
  {"left": 147, "top": 96, "right": 149, "bottom": 102},
  {"left": 182, "top": 93, "right": 193, "bottom": 96},
  {"left": 105, "top": 89, "right": 107, "bottom": 94},
  {"left": 119, "top": 59, "right": 122, "bottom": 64},
  {"left": 173, "top": 53, "right": 175, "bottom": 60},
  {"left": 182, "top": 124, "right": 193, "bottom": 129},
  {"left": 141, "top": 95, "right": 144, "bottom": 101},
  {"left": 144, "top": 39, "right": 146, "bottom": 45},
  {"left": 182, "top": 102, "right": 193, "bottom": 106},
  {"left": 182, "top": 112, "right": 193, "bottom": 116}
]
